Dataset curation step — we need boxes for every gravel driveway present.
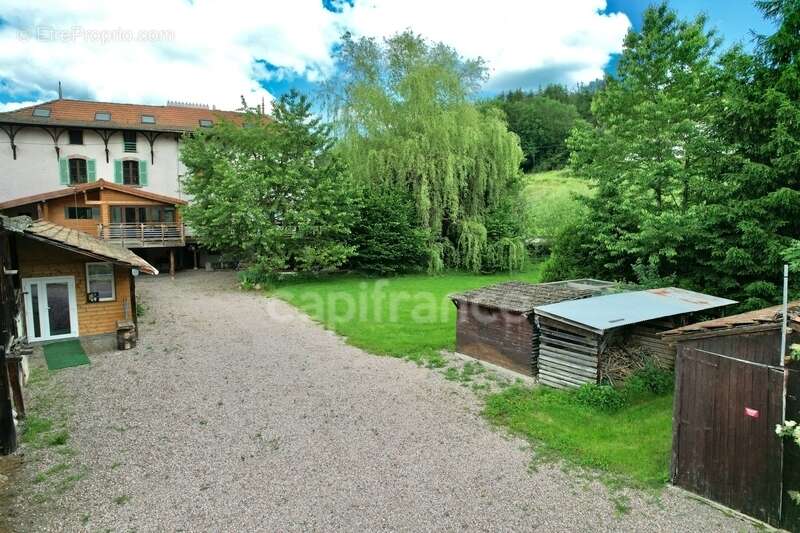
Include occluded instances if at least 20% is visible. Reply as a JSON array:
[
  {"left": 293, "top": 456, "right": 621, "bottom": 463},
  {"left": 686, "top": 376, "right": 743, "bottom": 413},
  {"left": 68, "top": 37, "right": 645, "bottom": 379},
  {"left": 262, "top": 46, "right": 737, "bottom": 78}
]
[{"left": 8, "top": 271, "right": 753, "bottom": 532}]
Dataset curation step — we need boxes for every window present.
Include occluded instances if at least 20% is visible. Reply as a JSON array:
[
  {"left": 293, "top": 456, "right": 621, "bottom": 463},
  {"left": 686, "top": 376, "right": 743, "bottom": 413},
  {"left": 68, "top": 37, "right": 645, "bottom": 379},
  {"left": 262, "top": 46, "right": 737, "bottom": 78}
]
[
  {"left": 141, "top": 114, "right": 156, "bottom": 124},
  {"left": 32, "top": 108, "right": 51, "bottom": 117},
  {"left": 95, "top": 111, "right": 111, "bottom": 121},
  {"left": 198, "top": 119, "right": 213, "bottom": 128},
  {"left": 68, "top": 129, "right": 83, "bottom": 145},
  {"left": 65, "top": 207, "right": 99, "bottom": 220},
  {"left": 122, "top": 160, "right": 139, "bottom": 185},
  {"left": 111, "top": 206, "right": 174, "bottom": 223},
  {"left": 122, "top": 131, "right": 137, "bottom": 152},
  {"left": 86, "top": 263, "right": 115, "bottom": 302},
  {"left": 68, "top": 158, "right": 87, "bottom": 184}
]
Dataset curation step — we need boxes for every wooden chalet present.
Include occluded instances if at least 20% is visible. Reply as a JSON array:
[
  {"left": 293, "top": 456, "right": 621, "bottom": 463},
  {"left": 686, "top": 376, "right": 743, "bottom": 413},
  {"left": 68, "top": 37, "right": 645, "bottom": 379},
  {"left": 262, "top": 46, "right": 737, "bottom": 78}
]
[
  {"left": 0, "top": 180, "right": 187, "bottom": 275},
  {"left": 533, "top": 287, "right": 736, "bottom": 389},
  {"left": 662, "top": 303, "right": 800, "bottom": 530},
  {"left": 1, "top": 215, "right": 156, "bottom": 344},
  {"left": 450, "top": 280, "right": 618, "bottom": 375}
]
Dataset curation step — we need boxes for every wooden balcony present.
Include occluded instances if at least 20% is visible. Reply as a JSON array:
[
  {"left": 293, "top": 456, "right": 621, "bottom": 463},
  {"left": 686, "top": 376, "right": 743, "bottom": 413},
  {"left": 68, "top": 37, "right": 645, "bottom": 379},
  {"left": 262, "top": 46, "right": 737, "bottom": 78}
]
[{"left": 97, "top": 223, "right": 185, "bottom": 248}]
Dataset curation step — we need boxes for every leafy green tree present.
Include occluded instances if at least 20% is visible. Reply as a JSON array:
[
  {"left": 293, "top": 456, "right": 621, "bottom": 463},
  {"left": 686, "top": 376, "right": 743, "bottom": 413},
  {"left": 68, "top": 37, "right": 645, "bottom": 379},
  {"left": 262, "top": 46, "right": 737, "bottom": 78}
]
[
  {"left": 547, "top": 3, "right": 799, "bottom": 307},
  {"left": 494, "top": 94, "right": 580, "bottom": 171},
  {"left": 348, "top": 185, "right": 429, "bottom": 275},
  {"left": 181, "top": 91, "right": 358, "bottom": 275},
  {"left": 326, "top": 31, "right": 524, "bottom": 273}
]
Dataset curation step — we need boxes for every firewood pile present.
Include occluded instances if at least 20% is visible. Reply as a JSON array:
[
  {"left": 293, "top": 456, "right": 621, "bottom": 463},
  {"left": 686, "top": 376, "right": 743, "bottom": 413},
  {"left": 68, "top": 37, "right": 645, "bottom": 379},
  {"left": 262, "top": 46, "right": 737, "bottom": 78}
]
[{"left": 598, "top": 343, "right": 653, "bottom": 386}]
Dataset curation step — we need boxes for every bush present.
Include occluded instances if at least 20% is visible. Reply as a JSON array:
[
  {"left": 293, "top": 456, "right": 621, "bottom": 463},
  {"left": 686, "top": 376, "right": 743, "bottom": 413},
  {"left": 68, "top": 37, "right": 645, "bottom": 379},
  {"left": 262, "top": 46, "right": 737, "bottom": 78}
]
[
  {"left": 627, "top": 363, "right": 674, "bottom": 396},
  {"left": 572, "top": 383, "right": 629, "bottom": 411},
  {"left": 348, "top": 186, "right": 428, "bottom": 275}
]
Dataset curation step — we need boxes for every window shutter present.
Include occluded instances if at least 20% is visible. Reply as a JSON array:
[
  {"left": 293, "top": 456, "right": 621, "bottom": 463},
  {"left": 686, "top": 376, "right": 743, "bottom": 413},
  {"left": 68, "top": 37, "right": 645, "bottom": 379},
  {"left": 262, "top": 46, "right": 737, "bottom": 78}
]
[
  {"left": 87, "top": 159, "right": 97, "bottom": 182},
  {"left": 113, "top": 159, "right": 123, "bottom": 183},
  {"left": 59, "top": 158, "right": 69, "bottom": 185},
  {"left": 138, "top": 160, "right": 148, "bottom": 186}
]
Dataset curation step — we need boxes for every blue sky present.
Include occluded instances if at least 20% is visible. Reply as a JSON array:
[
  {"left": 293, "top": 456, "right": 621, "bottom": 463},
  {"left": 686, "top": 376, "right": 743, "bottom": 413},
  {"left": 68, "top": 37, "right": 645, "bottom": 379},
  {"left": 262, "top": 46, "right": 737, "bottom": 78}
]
[
  {"left": 0, "top": 1, "right": 777, "bottom": 111},
  {"left": 600, "top": 0, "right": 775, "bottom": 78}
]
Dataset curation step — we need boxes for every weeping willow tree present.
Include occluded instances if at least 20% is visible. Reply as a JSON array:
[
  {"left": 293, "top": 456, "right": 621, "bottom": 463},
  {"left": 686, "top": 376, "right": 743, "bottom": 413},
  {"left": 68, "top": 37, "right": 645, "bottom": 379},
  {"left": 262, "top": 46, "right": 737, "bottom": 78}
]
[{"left": 326, "top": 31, "right": 525, "bottom": 272}]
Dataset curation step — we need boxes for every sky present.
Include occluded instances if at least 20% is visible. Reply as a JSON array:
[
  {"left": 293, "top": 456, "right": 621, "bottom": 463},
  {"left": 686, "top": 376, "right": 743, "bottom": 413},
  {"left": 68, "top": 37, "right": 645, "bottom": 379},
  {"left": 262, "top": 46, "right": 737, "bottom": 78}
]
[{"left": 0, "top": 1, "right": 775, "bottom": 112}]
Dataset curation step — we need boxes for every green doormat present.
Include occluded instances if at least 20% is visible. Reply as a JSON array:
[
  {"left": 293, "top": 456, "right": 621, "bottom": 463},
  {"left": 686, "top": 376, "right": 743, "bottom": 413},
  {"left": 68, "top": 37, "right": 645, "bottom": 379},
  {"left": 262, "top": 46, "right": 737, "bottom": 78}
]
[{"left": 43, "top": 340, "right": 90, "bottom": 370}]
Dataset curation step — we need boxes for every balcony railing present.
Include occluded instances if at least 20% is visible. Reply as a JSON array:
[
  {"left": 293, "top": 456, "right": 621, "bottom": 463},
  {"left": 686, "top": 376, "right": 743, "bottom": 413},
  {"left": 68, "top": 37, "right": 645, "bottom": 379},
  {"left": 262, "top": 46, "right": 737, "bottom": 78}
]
[{"left": 98, "top": 223, "right": 185, "bottom": 248}]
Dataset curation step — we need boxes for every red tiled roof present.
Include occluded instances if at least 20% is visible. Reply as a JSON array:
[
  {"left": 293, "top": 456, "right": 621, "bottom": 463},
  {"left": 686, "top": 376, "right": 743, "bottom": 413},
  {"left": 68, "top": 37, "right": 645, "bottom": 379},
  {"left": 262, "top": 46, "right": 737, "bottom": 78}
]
[
  {"left": 663, "top": 300, "right": 800, "bottom": 337},
  {"left": 0, "top": 98, "right": 246, "bottom": 132},
  {"left": 0, "top": 179, "right": 187, "bottom": 210}
]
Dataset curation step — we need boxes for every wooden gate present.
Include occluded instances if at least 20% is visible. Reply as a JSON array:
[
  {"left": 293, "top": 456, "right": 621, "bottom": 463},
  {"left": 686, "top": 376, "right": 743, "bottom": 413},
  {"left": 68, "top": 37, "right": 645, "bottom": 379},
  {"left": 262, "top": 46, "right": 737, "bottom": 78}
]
[{"left": 672, "top": 347, "right": 785, "bottom": 525}]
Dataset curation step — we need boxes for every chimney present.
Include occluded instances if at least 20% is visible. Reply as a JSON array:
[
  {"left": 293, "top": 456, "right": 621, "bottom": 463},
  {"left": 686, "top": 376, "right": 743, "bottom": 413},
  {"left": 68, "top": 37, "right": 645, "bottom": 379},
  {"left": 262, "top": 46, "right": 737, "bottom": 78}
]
[{"left": 58, "top": 81, "right": 63, "bottom": 99}]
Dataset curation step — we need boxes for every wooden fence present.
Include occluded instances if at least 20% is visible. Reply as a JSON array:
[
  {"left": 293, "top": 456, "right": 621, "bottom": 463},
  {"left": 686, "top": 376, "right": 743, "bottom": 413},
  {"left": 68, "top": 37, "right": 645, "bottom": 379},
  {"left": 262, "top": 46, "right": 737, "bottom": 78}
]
[{"left": 672, "top": 337, "right": 800, "bottom": 529}]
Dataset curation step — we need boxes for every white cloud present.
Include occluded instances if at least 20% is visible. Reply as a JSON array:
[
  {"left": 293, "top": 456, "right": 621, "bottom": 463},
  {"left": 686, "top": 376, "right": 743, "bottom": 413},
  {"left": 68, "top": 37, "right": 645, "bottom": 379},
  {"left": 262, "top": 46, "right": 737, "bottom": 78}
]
[
  {"left": 338, "top": 0, "right": 630, "bottom": 91},
  {"left": 0, "top": 0, "right": 629, "bottom": 110}
]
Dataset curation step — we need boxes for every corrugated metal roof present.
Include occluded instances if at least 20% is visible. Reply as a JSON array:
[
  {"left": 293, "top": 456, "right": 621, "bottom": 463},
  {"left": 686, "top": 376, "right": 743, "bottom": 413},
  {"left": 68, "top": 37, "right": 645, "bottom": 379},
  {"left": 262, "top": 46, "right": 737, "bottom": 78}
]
[
  {"left": 1, "top": 215, "right": 158, "bottom": 275},
  {"left": 450, "top": 279, "right": 619, "bottom": 314},
  {"left": 534, "top": 287, "right": 737, "bottom": 333}
]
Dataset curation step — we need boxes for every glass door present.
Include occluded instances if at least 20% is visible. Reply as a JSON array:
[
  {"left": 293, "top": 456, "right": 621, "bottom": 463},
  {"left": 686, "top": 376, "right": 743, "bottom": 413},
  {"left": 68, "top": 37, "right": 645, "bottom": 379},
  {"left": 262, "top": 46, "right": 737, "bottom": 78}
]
[
  {"left": 46, "top": 282, "right": 72, "bottom": 336},
  {"left": 22, "top": 277, "right": 78, "bottom": 341}
]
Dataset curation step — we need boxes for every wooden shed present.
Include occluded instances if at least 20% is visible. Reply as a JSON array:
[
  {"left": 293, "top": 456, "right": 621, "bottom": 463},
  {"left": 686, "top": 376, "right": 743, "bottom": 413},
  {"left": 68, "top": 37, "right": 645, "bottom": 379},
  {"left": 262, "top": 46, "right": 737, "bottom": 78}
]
[
  {"left": 450, "top": 279, "right": 617, "bottom": 375},
  {"left": 533, "top": 287, "right": 736, "bottom": 389},
  {"left": 662, "top": 303, "right": 800, "bottom": 530}
]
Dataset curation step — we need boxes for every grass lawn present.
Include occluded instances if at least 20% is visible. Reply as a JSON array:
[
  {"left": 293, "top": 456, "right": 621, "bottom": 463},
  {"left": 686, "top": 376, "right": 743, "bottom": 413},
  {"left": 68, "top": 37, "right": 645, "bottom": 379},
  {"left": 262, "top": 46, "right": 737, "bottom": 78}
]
[
  {"left": 484, "top": 385, "right": 673, "bottom": 488},
  {"left": 272, "top": 263, "right": 673, "bottom": 489},
  {"left": 522, "top": 169, "right": 593, "bottom": 241},
  {"left": 272, "top": 264, "right": 544, "bottom": 365}
]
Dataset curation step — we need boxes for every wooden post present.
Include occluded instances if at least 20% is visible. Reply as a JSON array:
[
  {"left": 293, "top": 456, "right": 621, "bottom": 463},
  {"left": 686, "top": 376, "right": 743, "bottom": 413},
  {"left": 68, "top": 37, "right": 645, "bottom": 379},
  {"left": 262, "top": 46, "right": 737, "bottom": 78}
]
[
  {"left": 0, "top": 346, "right": 17, "bottom": 455},
  {"left": 6, "top": 357, "right": 24, "bottom": 419},
  {"left": 129, "top": 270, "right": 138, "bottom": 337},
  {"left": 193, "top": 247, "right": 198, "bottom": 270},
  {"left": 169, "top": 248, "right": 175, "bottom": 279}
]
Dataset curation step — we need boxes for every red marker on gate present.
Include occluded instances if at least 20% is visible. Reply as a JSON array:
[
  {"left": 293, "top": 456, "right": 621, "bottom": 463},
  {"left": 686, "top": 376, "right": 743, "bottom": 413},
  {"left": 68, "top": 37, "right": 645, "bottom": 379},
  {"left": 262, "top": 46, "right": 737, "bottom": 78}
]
[{"left": 744, "top": 407, "right": 759, "bottom": 418}]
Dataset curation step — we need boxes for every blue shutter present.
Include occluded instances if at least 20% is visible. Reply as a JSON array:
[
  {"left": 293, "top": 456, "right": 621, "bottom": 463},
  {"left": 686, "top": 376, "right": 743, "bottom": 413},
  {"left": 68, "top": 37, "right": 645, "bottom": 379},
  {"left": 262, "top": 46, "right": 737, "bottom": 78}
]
[
  {"left": 87, "top": 159, "right": 97, "bottom": 182},
  {"left": 59, "top": 158, "right": 69, "bottom": 185},
  {"left": 113, "top": 160, "right": 123, "bottom": 183},
  {"left": 138, "top": 160, "right": 148, "bottom": 186}
]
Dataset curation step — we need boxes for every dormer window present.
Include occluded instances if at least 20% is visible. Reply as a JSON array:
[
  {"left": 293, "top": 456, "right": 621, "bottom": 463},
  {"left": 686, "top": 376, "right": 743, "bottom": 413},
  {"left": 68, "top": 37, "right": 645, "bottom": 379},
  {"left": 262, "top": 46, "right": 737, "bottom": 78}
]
[
  {"left": 141, "top": 114, "right": 156, "bottom": 124},
  {"left": 95, "top": 111, "right": 111, "bottom": 121},
  {"left": 198, "top": 119, "right": 213, "bottom": 128},
  {"left": 32, "top": 108, "right": 51, "bottom": 117}
]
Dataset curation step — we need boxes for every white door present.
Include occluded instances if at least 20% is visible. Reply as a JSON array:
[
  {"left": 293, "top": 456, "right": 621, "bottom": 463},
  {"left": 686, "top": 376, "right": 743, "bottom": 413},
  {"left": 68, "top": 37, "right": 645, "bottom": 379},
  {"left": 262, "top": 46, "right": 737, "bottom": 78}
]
[{"left": 22, "top": 276, "right": 79, "bottom": 342}]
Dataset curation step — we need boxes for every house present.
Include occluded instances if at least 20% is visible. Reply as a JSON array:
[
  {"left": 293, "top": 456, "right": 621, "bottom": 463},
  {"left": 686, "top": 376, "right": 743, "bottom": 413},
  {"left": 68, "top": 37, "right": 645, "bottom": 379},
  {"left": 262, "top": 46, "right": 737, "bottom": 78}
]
[
  {"left": 662, "top": 303, "right": 800, "bottom": 530},
  {"left": 0, "top": 180, "right": 188, "bottom": 275},
  {"left": 0, "top": 98, "right": 246, "bottom": 270},
  {"left": 0, "top": 98, "right": 243, "bottom": 202},
  {"left": 533, "top": 287, "right": 737, "bottom": 388},
  {"left": 0, "top": 214, "right": 156, "bottom": 345},
  {"left": 450, "top": 279, "right": 618, "bottom": 375}
]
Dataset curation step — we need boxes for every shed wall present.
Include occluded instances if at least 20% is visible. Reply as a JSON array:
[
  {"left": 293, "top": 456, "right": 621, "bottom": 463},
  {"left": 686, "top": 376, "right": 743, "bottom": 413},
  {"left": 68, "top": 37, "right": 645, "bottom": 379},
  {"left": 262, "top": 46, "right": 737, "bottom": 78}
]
[
  {"left": 17, "top": 238, "right": 133, "bottom": 336},
  {"left": 678, "top": 328, "right": 782, "bottom": 366},
  {"left": 671, "top": 329, "right": 800, "bottom": 529},
  {"left": 455, "top": 303, "right": 535, "bottom": 375}
]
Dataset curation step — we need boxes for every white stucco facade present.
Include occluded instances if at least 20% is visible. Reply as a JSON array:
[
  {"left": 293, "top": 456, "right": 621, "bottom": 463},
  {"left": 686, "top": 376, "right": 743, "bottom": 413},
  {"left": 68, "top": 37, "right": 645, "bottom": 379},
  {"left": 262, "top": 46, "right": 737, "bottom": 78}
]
[{"left": 0, "top": 127, "right": 188, "bottom": 202}]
